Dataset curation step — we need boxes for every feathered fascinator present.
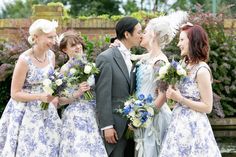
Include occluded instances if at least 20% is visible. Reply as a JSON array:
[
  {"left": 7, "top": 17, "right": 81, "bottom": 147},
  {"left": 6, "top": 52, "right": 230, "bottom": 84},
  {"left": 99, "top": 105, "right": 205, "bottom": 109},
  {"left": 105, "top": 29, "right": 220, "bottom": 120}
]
[{"left": 147, "top": 10, "right": 188, "bottom": 49}]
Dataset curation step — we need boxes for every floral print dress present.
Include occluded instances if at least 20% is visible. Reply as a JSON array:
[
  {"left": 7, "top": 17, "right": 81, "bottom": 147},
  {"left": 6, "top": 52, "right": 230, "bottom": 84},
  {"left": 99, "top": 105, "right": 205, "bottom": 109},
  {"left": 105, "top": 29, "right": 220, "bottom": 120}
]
[
  {"left": 0, "top": 51, "right": 62, "bottom": 157},
  {"left": 59, "top": 63, "right": 107, "bottom": 157},
  {"left": 159, "top": 62, "right": 221, "bottom": 157}
]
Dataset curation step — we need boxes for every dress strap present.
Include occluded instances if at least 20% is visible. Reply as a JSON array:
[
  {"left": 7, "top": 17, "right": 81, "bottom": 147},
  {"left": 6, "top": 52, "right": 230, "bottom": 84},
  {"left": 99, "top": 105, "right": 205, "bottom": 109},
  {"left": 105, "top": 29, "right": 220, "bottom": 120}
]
[
  {"left": 193, "top": 63, "right": 213, "bottom": 82},
  {"left": 19, "top": 53, "right": 33, "bottom": 66}
]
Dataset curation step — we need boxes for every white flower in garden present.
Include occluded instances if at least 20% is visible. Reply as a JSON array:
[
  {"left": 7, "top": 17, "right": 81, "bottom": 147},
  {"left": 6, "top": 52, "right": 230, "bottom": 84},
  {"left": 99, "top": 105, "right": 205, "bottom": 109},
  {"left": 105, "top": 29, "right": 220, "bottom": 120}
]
[
  {"left": 43, "top": 79, "right": 52, "bottom": 86},
  {"left": 176, "top": 65, "right": 187, "bottom": 76},
  {"left": 43, "top": 86, "right": 54, "bottom": 95},
  {"left": 84, "top": 65, "right": 92, "bottom": 74},
  {"left": 69, "top": 68, "right": 76, "bottom": 74},
  {"left": 55, "top": 79, "right": 63, "bottom": 86},
  {"left": 92, "top": 63, "right": 96, "bottom": 67},
  {"left": 87, "top": 75, "right": 95, "bottom": 86}
]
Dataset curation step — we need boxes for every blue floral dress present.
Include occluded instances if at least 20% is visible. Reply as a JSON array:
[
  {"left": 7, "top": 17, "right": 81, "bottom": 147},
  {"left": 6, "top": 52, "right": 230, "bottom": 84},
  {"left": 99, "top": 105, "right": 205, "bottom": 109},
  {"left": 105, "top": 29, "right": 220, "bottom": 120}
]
[
  {"left": 0, "top": 51, "right": 62, "bottom": 157},
  {"left": 134, "top": 57, "right": 172, "bottom": 157},
  {"left": 159, "top": 63, "right": 221, "bottom": 157},
  {"left": 59, "top": 64, "right": 107, "bottom": 157}
]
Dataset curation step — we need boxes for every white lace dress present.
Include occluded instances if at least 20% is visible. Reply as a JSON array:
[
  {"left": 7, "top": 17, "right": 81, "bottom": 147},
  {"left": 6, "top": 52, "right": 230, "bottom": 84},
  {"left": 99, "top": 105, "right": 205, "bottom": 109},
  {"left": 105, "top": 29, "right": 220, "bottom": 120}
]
[
  {"left": 0, "top": 52, "right": 62, "bottom": 157},
  {"left": 134, "top": 57, "right": 172, "bottom": 157}
]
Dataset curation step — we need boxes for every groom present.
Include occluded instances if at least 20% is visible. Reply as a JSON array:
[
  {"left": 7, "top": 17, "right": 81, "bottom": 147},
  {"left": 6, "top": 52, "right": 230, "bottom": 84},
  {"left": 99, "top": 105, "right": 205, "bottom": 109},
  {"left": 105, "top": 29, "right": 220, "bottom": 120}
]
[{"left": 95, "top": 17, "right": 142, "bottom": 157}]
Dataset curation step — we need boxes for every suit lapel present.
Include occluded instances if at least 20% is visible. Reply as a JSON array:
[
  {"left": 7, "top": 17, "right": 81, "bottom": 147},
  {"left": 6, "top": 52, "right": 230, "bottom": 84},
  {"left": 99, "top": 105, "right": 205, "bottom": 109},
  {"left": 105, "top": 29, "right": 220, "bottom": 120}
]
[{"left": 113, "top": 48, "right": 130, "bottom": 85}]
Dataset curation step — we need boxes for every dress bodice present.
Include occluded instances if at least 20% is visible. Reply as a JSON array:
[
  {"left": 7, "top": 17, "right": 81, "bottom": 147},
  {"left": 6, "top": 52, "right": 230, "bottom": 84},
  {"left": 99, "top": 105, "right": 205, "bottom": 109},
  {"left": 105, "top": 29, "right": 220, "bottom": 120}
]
[
  {"left": 178, "top": 62, "right": 211, "bottom": 102},
  {"left": 136, "top": 57, "right": 166, "bottom": 99},
  {"left": 20, "top": 51, "right": 54, "bottom": 94}
]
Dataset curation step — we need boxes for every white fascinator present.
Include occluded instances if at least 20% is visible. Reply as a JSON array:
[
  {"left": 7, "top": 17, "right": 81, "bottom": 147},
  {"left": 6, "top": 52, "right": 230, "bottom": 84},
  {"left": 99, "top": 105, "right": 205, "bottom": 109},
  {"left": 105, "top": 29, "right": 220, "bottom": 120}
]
[{"left": 147, "top": 10, "right": 188, "bottom": 49}]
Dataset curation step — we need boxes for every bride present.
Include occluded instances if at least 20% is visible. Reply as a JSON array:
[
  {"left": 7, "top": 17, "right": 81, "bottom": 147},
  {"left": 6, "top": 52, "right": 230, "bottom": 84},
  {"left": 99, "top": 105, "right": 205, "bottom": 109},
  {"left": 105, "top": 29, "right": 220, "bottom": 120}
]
[{"left": 132, "top": 11, "right": 188, "bottom": 157}]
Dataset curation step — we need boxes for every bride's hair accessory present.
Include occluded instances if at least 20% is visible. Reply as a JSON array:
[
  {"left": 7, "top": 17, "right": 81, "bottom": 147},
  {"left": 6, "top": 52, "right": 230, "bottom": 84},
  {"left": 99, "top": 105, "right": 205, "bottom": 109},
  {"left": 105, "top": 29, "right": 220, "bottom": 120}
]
[
  {"left": 181, "top": 22, "right": 194, "bottom": 28},
  {"left": 146, "top": 11, "right": 188, "bottom": 49},
  {"left": 57, "top": 33, "right": 65, "bottom": 45}
]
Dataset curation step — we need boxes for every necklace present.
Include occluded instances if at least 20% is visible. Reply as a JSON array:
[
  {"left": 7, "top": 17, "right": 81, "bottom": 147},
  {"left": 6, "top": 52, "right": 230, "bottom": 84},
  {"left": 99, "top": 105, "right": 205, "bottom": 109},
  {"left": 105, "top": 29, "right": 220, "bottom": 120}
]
[{"left": 32, "top": 46, "right": 47, "bottom": 63}]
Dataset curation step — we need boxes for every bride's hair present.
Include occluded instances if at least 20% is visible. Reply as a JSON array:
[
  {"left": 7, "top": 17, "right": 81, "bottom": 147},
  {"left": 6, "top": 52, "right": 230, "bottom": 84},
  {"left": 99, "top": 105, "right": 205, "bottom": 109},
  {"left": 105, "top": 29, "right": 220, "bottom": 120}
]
[{"left": 147, "top": 11, "right": 188, "bottom": 49}]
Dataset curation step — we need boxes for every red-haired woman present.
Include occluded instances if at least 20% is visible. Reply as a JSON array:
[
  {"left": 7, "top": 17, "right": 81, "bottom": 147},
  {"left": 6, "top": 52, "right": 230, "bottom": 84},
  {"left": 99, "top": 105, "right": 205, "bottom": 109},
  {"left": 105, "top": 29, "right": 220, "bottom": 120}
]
[{"left": 159, "top": 23, "right": 221, "bottom": 157}]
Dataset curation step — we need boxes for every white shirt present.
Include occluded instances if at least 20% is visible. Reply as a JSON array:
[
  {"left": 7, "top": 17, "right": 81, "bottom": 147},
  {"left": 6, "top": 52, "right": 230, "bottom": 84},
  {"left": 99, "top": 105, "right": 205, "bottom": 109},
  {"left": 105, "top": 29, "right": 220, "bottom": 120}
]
[{"left": 117, "top": 41, "right": 133, "bottom": 76}]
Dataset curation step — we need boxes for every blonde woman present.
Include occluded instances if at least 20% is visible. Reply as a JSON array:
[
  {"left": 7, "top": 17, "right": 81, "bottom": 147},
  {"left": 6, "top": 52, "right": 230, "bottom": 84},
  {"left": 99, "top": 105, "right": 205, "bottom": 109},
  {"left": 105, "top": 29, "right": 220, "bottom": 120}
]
[{"left": 0, "top": 19, "right": 62, "bottom": 157}]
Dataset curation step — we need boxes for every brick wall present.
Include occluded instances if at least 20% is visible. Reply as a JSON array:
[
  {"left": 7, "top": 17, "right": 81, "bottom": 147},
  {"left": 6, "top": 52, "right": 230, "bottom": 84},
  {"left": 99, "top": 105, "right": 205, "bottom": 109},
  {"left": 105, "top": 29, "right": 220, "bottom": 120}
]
[{"left": 0, "top": 5, "right": 235, "bottom": 43}]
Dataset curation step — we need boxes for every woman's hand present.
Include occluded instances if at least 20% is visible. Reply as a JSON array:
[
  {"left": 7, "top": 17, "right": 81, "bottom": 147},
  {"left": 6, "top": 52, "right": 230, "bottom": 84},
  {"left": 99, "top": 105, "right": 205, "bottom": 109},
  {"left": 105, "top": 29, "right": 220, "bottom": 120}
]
[
  {"left": 51, "top": 96, "right": 59, "bottom": 108},
  {"left": 39, "top": 93, "right": 55, "bottom": 103},
  {"left": 73, "top": 82, "right": 90, "bottom": 99},
  {"left": 166, "top": 86, "right": 183, "bottom": 102}
]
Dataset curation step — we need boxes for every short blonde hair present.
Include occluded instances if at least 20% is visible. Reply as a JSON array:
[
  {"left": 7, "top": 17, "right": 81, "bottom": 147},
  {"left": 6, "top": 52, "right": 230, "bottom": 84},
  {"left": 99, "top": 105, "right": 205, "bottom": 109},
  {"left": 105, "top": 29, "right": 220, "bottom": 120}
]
[{"left": 28, "top": 19, "right": 58, "bottom": 45}]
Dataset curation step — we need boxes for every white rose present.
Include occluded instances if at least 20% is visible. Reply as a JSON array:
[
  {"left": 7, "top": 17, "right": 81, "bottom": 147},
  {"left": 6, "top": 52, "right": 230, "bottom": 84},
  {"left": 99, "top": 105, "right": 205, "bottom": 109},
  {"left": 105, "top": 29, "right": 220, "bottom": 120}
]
[
  {"left": 132, "top": 117, "right": 142, "bottom": 128},
  {"left": 43, "top": 86, "right": 54, "bottom": 95},
  {"left": 69, "top": 68, "right": 76, "bottom": 74},
  {"left": 84, "top": 65, "right": 92, "bottom": 74},
  {"left": 176, "top": 65, "right": 187, "bottom": 76},
  {"left": 158, "top": 65, "right": 169, "bottom": 79},
  {"left": 43, "top": 79, "right": 52, "bottom": 86},
  {"left": 87, "top": 75, "right": 95, "bottom": 86},
  {"left": 55, "top": 79, "right": 63, "bottom": 86},
  {"left": 146, "top": 107, "right": 154, "bottom": 116},
  {"left": 55, "top": 71, "right": 60, "bottom": 76},
  {"left": 128, "top": 111, "right": 135, "bottom": 118}
]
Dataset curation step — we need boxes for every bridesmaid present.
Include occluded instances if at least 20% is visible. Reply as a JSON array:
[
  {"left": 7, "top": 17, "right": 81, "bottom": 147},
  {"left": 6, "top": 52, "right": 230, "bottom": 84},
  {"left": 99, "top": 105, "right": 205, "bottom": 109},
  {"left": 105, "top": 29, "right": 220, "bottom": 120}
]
[
  {"left": 159, "top": 23, "right": 221, "bottom": 157},
  {"left": 58, "top": 30, "right": 107, "bottom": 157},
  {"left": 0, "top": 19, "right": 62, "bottom": 157}
]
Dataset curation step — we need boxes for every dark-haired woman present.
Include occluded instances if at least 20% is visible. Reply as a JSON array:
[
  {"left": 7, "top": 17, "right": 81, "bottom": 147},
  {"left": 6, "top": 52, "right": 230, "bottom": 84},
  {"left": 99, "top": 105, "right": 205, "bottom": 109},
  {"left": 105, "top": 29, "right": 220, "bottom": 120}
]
[
  {"left": 57, "top": 30, "right": 107, "bottom": 157},
  {"left": 159, "top": 23, "right": 221, "bottom": 157}
]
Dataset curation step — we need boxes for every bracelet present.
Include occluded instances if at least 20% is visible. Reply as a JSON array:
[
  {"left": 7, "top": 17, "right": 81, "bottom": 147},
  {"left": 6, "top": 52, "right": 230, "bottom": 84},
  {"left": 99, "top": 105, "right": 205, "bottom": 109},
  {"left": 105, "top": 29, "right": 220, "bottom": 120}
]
[{"left": 179, "top": 97, "right": 185, "bottom": 104}]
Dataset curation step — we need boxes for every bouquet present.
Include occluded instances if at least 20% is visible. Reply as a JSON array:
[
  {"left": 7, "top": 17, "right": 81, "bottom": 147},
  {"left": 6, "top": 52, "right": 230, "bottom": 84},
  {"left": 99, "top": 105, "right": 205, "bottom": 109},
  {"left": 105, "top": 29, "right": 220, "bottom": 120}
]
[
  {"left": 116, "top": 94, "right": 158, "bottom": 129},
  {"left": 64, "top": 54, "right": 99, "bottom": 100},
  {"left": 156, "top": 59, "right": 187, "bottom": 106},
  {"left": 41, "top": 67, "right": 67, "bottom": 110}
]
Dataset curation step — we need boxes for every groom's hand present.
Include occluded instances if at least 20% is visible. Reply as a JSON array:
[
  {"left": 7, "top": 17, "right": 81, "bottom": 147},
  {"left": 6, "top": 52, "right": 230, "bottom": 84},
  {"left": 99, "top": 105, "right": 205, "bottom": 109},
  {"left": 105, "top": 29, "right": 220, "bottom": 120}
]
[{"left": 104, "top": 128, "right": 118, "bottom": 144}]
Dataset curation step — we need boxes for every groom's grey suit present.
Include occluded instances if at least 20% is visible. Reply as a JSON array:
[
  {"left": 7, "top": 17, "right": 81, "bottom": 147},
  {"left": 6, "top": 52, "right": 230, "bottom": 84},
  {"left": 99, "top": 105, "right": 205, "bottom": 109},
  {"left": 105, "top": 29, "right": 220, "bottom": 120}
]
[{"left": 95, "top": 47, "right": 136, "bottom": 156}]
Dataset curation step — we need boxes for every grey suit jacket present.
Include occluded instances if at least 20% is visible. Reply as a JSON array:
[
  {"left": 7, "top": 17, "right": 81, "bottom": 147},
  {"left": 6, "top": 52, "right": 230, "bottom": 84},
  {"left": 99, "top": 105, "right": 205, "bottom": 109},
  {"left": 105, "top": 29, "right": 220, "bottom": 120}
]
[{"left": 95, "top": 47, "right": 136, "bottom": 154}]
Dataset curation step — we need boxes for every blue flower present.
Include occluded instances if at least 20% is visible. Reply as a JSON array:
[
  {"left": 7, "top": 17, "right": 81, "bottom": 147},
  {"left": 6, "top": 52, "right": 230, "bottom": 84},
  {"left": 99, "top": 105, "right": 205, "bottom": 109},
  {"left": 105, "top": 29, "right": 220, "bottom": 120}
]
[
  {"left": 48, "top": 67, "right": 54, "bottom": 76},
  {"left": 171, "top": 60, "right": 178, "bottom": 69},
  {"left": 123, "top": 106, "right": 131, "bottom": 115},
  {"left": 138, "top": 94, "right": 145, "bottom": 100},
  {"left": 146, "top": 94, "right": 153, "bottom": 104}
]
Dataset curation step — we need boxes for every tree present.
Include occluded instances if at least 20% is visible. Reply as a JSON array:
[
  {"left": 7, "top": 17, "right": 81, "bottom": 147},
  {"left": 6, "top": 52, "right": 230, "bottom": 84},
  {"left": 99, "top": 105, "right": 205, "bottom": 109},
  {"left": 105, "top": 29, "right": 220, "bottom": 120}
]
[
  {"left": 0, "top": 0, "right": 59, "bottom": 19},
  {"left": 67, "top": 0, "right": 121, "bottom": 17},
  {"left": 122, "top": 0, "right": 139, "bottom": 15}
]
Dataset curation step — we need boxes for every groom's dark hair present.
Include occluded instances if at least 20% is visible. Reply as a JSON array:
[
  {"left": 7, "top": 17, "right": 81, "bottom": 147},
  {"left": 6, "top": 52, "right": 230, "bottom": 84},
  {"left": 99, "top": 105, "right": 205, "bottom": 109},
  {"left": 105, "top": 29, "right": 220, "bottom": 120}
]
[{"left": 115, "top": 17, "right": 139, "bottom": 40}]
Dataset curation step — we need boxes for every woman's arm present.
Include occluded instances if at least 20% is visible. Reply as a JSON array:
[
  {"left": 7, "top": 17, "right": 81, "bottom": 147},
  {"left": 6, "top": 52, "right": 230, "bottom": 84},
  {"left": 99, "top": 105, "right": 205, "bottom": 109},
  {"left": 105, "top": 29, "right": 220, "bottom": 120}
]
[
  {"left": 11, "top": 56, "right": 53, "bottom": 103},
  {"left": 59, "top": 82, "right": 90, "bottom": 106},
  {"left": 166, "top": 67, "right": 213, "bottom": 113}
]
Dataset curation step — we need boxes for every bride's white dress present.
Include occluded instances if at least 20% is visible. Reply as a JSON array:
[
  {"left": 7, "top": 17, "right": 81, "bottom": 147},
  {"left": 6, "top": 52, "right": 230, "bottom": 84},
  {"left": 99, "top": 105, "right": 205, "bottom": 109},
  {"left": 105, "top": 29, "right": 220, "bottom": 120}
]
[{"left": 134, "top": 56, "right": 172, "bottom": 157}]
